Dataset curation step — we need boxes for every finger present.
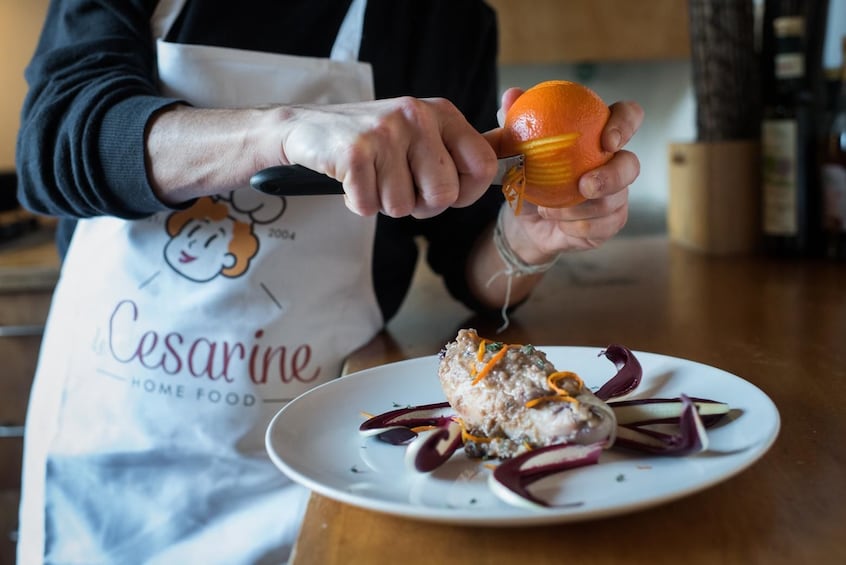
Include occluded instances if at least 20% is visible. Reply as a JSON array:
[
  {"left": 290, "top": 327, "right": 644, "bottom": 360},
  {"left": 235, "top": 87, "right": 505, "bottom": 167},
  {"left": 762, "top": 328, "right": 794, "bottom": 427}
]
[
  {"left": 404, "top": 101, "right": 461, "bottom": 218},
  {"left": 360, "top": 110, "right": 418, "bottom": 218},
  {"left": 408, "top": 151, "right": 459, "bottom": 219},
  {"left": 497, "top": 87, "right": 524, "bottom": 126},
  {"left": 377, "top": 152, "right": 418, "bottom": 218},
  {"left": 578, "top": 149, "right": 640, "bottom": 200},
  {"left": 550, "top": 191, "right": 629, "bottom": 244},
  {"left": 540, "top": 185, "right": 629, "bottom": 222},
  {"left": 436, "top": 101, "right": 498, "bottom": 209},
  {"left": 484, "top": 87, "right": 525, "bottom": 157},
  {"left": 581, "top": 197, "right": 629, "bottom": 241},
  {"left": 447, "top": 135, "right": 498, "bottom": 209},
  {"left": 568, "top": 200, "right": 629, "bottom": 242},
  {"left": 482, "top": 128, "right": 502, "bottom": 156},
  {"left": 603, "top": 101, "right": 645, "bottom": 152},
  {"left": 339, "top": 143, "right": 381, "bottom": 217}
]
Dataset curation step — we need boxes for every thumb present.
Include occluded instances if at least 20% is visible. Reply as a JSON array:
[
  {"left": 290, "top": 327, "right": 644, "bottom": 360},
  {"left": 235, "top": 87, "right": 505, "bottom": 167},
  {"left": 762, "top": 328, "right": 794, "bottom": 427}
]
[
  {"left": 497, "top": 87, "right": 524, "bottom": 126},
  {"left": 485, "top": 87, "right": 525, "bottom": 158}
]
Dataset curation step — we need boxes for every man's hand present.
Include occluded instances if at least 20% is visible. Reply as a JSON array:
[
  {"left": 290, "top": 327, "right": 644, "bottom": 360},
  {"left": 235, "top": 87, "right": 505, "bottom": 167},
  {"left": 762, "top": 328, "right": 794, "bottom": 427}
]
[
  {"left": 485, "top": 88, "right": 645, "bottom": 264},
  {"left": 278, "top": 97, "right": 499, "bottom": 219}
]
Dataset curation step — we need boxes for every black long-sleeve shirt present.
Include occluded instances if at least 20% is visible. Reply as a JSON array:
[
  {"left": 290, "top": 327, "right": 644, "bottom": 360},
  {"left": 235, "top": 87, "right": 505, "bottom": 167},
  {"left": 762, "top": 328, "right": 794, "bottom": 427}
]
[{"left": 16, "top": 0, "right": 503, "bottom": 322}]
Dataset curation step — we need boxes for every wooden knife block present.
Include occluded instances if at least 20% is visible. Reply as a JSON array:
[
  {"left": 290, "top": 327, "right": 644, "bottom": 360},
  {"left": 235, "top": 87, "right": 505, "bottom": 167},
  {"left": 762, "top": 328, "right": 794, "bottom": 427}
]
[{"left": 667, "top": 140, "right": 761, "bottom": 255}]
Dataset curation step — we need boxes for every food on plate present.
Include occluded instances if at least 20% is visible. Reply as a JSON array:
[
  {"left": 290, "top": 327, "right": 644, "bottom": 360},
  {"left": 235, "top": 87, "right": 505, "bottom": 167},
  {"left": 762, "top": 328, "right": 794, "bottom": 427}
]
[
  {"left": 500, "top": 80, "right": 612, "bottom": 212},
  {"left": 438, "top": 328, "right": 616, "bottom": 459},
  {"left": 358, "top": 330, "right": 732, "bottom": 508}
]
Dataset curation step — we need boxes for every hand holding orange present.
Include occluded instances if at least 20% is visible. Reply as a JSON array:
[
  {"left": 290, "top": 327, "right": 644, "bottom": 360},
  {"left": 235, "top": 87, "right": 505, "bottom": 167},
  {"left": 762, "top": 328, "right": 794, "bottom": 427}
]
[{"left": 500, "top": 80, "right": 612, "bottom": 210}]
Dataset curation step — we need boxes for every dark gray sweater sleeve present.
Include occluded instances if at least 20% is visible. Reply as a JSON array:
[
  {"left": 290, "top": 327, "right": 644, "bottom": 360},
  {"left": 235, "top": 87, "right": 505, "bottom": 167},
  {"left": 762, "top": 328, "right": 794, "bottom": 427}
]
[{"left": 15, "top": 0, "right": 182, "bottom": 219}]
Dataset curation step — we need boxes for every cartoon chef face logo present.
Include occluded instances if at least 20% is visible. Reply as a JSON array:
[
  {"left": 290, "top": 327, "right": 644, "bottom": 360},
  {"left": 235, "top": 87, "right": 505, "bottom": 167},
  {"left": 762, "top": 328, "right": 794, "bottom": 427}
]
[{"left": 163, "top": 192, "right": 286, "bottom": 282}]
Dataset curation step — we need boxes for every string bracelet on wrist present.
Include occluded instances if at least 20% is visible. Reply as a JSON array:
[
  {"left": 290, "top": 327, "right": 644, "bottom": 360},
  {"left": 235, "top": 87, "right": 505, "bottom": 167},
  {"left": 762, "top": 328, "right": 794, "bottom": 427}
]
[{"left": 487, "top": 205, "right": 560, "bottom": 332}]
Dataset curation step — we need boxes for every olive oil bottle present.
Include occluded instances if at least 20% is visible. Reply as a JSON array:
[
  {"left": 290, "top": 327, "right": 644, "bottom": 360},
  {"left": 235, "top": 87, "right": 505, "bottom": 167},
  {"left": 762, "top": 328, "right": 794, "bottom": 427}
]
[{"left": 760, "top": 14, "right": 820, "bottom": 256}]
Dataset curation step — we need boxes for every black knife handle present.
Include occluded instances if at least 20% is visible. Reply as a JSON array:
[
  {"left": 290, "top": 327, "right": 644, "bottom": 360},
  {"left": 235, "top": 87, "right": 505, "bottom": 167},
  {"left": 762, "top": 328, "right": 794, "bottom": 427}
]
[{"left": 250, "top": 165, "right": 344, "bottom": 196}]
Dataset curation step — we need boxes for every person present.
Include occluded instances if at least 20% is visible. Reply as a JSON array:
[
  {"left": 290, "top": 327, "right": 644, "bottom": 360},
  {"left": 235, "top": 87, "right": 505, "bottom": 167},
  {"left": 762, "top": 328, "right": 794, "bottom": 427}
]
[{"left": 15, "top": 0, "right": 643, "bottom": 563}]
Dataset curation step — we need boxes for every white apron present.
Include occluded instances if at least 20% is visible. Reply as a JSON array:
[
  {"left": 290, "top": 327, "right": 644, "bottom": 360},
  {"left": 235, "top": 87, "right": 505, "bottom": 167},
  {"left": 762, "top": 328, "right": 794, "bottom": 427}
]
[{"left": 18, "top": 1, "right": 381, "bottom": 563}]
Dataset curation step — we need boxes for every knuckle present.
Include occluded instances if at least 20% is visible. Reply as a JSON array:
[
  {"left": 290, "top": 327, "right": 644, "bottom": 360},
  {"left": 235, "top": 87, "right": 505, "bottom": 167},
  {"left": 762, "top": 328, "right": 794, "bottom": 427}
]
[
  {"left": 590, "top": 197, "right": 613, "bottom": 217},
  {"left": 382, "top": 199, "right": 414, "bottom": 219},
  {"left": 629, "top": 152, "right": 642, "bottom": 180},
  {"left": 432, "top": 97, "right": 460, "bottom": 116},
  {"left": 366, "top": 120, "right": 399, "bottom": 150},
  {"left": 611, "top": 151, "right": 639, "bottom": 188},
  {"left": 572, "top": 219, "right": 594, "bottom": 240},
  {"left": 422, "top": 184, "right": 459, "bottom": 210},
  {"left": 340, "top": 142, "right": 374, "bottom": 174},
  {"left": 480, "top": 151, "right": 499, "bottom": 181},
  {"left": 344, "top": 195, "right": 378, "bottom": 218},
  {"left": 368, "top": 101, "right": 417, "bottom": 145},
  {"left": 420, "top": 97, "right": 462, "bottom": 128},
  {"left": 395, "top": 96, "right": 429, "bottom": 125},
  {"left": 356, "top": 203, "right": 380, "bottom": 217}
]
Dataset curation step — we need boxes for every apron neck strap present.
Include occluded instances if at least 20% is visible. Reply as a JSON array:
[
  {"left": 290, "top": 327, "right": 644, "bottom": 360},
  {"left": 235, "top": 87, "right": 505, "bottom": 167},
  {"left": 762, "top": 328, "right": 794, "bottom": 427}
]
[
  {"left": 330, "top": 0, "right": 368, "bottom": 62},
  {"left": 151, "top": 0, "right": 189, "bottom": 41},
  {"left": 151, "top": 0, "right": 368, "bottom": 62}
]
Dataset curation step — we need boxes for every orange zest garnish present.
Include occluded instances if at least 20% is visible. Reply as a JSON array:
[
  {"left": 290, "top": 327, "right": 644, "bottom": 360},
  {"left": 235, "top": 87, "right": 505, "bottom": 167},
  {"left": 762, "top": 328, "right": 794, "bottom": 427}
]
[
  {"left": 525, "top": 394, "right": 579, "bottom": 408},
  {"left": 476, "top": 339, "right": 488, "bottom": 362},
  {"left": 471, "top": 344, "right": 509, "bottom": 385},
  {"left": 411, "top": 425, "right": 438, "bottom": 433},
  {"left": 501, "top": 165, "right": 526, "bottom": 215},
  {"left": 457, "top": 418, "right": 492, "bottom": 444},
  {"left": 469, "top": 339, "right": 488, "bottom": 379},
  {"left": 461, "top": 428, "right": 493, "bottom": 444},
  {"left": 525, "top": 370, "right": 584, "bottom": 409},
  {"left": 547, "top": 371, "right": 584, "bottom": 395}
]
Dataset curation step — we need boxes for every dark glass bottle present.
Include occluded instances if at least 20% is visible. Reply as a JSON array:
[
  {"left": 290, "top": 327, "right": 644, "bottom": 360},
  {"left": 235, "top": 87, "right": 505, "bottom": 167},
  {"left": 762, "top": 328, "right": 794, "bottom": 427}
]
[
  {"left": 820, "top": 38, "right": 846, "bottom": 259},
  {"left": 760, "top": 15, "right": 821, "bottom": 256}
]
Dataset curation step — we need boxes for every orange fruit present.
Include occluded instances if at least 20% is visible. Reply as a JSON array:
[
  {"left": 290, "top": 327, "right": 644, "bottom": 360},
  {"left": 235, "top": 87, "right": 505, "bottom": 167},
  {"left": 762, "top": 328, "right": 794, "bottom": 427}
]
[{"left": 500, "top": 80, "right": 612, "bottom": 210}]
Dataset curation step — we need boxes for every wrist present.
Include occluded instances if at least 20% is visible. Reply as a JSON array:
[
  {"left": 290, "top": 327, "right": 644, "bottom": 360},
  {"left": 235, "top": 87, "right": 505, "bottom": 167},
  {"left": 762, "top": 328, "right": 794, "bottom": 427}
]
[
  {"left": 494, "top": 206, "right": 560, "bottom": 275},
  {"left": 258, "top": 105, "right": 297, "bottom": 168}
]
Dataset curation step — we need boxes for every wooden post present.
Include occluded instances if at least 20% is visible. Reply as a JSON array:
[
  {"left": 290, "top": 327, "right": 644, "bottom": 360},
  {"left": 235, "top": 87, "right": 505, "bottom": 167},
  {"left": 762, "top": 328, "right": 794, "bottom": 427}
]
[
  {"left": 687, "top": 0, "right": 760, "bottom": 142},
  {"left": 668, "top": 140, "right": 761, "bottom": 254},
  {"left": 668, "top": 1, "right": 762, "bottom": 255}
]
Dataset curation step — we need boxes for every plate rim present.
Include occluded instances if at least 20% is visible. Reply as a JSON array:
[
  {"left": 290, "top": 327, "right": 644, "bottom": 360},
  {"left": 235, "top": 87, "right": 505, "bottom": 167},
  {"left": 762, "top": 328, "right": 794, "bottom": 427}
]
[{"left": 265, "top": 346, "right": 781, "bottom": 526}]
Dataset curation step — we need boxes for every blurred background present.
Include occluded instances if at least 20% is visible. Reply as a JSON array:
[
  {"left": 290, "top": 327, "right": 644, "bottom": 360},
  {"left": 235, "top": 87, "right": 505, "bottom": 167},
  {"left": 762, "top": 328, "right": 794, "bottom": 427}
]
[{"left": 1, "top": 0, "right": 845, "bottom": 235}]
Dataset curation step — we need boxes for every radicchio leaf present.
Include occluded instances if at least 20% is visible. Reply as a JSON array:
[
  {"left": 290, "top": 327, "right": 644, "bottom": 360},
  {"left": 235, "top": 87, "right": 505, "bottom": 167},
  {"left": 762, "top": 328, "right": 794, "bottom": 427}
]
[
  {"left": 359, "top": 401, "right": 455, "bottom": 444},
  {"left": 613, "top": 394, "right": 710, "bottom": 455},
  {"left": 404, "top": 419, "right": 464, "bottom": 472},
  {"left": 489, "top": 442, "right": 605, "bottom": 509},
  {"left": 594, "top": 344, "right": 642, "bottom": 401},
  {"left": 610, "top": 397, "right": 730, "bottom": 427}
]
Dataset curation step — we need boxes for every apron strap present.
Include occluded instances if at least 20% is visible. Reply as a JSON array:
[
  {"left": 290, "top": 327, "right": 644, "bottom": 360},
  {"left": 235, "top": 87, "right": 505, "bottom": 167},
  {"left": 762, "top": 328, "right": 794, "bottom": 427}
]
[
  {"left": 330, "top": 0, "right": 369, "bottom": 62},
  {"left": 151, "top": 0, "right": 189, "bottom": 41},
  {"left": 152, "top": 0, "right": 368, "bottom": 61}
]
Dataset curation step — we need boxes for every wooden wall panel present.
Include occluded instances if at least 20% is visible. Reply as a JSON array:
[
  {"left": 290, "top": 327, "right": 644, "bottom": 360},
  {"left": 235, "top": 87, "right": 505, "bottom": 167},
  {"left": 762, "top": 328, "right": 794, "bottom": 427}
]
[{"left": 487, "top": 0, "right": 691, "bottom": 64}]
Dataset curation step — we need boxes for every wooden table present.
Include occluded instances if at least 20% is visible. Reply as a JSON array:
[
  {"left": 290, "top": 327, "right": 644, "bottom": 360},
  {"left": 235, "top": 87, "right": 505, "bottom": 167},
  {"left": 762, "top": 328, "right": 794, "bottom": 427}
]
[{"left": 291, "top": 235, "right": 846, "bottom": 565}]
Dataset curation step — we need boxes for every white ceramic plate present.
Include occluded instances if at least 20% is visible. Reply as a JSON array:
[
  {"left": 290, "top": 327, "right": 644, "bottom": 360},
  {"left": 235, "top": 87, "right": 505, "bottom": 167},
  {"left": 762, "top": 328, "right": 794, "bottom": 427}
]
[{"left": 266, "top": 347, "right": 780, "bottom": 526}]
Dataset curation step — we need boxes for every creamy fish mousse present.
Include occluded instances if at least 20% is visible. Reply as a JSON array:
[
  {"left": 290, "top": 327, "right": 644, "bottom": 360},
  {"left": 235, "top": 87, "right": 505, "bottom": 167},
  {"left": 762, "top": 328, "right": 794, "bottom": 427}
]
[{"left": 438, "top": 329, "right": 616, "bottom": 459}]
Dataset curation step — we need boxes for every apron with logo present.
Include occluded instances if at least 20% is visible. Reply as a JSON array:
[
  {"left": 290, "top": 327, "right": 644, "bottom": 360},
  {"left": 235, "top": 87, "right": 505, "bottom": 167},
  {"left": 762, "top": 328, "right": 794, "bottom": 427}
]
[{"left": 18, "top": 1, "right": 380, "bottom": 563}]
